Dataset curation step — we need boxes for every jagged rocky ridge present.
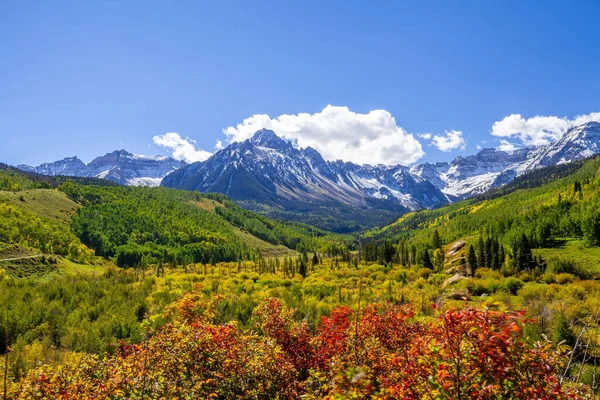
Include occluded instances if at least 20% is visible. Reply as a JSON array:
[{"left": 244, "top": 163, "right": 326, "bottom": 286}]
[
  {"left": 410, "top": 121, "right": 600, "bottom": 199},
  {"left": 18, "top": 150, "right": 185, "bottom": 186}
]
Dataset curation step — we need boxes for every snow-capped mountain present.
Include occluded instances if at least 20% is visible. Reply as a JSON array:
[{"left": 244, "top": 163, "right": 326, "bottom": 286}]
[
  {"left": 161, "top": 129, "right": 448, "bottom": 212},
  {"left": 18, "top": 150, "right": 185, "bottom": 186},
  {"left": 18, "top": 156, "right": 88, "bottom": 177},
  {"left": 411, "top": 147, "right": 536, "bottom": 199},
  {"left": 15, "top": 122, "right": 600, "bottom": 220},
  {"left": 410, "top": 121, "right": 600, "bottom": 199}
]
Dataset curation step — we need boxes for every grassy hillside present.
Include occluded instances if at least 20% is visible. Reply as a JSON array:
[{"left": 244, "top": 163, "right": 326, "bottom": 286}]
[{"left": 0, "top": 189, "right": 80, "bottom": 223}]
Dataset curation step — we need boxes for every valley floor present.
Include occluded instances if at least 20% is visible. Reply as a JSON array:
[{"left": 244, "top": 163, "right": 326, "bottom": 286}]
[{"left": 1, "top": 254, "right": 598, "bottom": 397}]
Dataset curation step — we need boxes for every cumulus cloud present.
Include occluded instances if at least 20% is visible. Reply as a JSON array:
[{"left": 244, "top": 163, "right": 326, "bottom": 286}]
[
  {"left": 497, "top": 140, "right": 518, "bottom": 152},
  {"left": 418, "top": 133, "right": 432, "bottom": 140},
  {"left": 430, "top": 130, "right": 466, "bottom": 152},
  {"left": 491, "top": 112, "right": 600, "bottom": 146},
  {"left": 222, "top": 105, "right": 426, "bottom": 165},
  {"left": 153, "top": 132, "right": 212, "bottom": 163}
]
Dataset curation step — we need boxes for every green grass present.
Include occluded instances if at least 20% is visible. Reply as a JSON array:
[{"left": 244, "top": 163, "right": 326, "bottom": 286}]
[
  {"left": 0, "top": 257, "right": 58, "bottom": 279},
  {"left": 0, "top": 255, "right": 107, "bottom": 280},
  {"left": 233, "top": 227, "right": 298, "bottom": 258},
  {"left": 0, "top": 244, "right": 39, "bottom": 259},
  {"left": 0, "top": 189, "right": 80, "bottom": 224},
  {"left": 534, "top": 239, "right": 600, "bottom": 277},
  {"left": 58, "top": 257, "right": 108, "bottom": 276}
]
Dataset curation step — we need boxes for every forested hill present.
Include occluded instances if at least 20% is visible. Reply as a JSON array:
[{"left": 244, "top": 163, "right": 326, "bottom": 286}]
[
  {"left": 1, "top": 165, "right": 348, "bottom": 272},
  {"left": 363, "top": 154, "right": 600, "bottom": 278},
  {"left": 61, "top": 183, "right": 345, "bottom": 267}
]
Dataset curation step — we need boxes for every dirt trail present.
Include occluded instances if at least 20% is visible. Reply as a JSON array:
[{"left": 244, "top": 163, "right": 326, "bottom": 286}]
[{"left": 0, "top": 254, "right": 43, "bottom": 262}]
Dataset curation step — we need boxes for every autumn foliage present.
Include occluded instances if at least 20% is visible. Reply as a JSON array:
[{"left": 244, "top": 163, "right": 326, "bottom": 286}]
[{"left": 12, "top": 295, "right": 583, "bottom": 399}]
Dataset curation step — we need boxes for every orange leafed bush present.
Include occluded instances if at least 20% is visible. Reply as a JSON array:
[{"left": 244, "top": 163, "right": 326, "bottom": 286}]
[{"left": 12, "top": 295, "right": 584, "bottom": 399}]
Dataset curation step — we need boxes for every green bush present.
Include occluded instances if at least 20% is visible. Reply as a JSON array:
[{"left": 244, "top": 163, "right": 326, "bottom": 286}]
[
  {"left": 547, "top": 258, "right": 577, "bottom": 275},
  {"left": 417, "top": 268, "right": 433, "bottom": 279},
  {"left": 554, "top": 273, "right": 576, "bottom": 285},
  {"left": 503, "top": 278, "right": 524, "bottom": 295}
]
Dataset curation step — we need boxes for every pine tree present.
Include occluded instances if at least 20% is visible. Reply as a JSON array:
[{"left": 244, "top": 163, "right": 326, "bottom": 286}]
[
  {"left": 514, "top": 233, "right": 534, "bottom": 271},
  {"left": 383, "top": 240, "right": 396, "bottom": 264},
  {"left": 476, "top": 237, "right": 485, "bottom": 268},
  {"left": 467, "top": 244, "right": 477, "bottom": 276},
  {"left": 311, "top": 252, "right": 319, "bottom": 266},
  {"left": 485, "top": 238, "right": 493, "bottom": 269},
  {"left": 301, "top": 251, "right": 308, "bottom": 265},
  {"left": 299, "top": 257, "right": 307, "bottom": 278},
  {"left": 574, "top": 180, "right": 582, "bottom": 194},
  {"left": 422, "top": 248, "right": 434, "bottom": 270},
  {"left": 491, "top": 239, "right": 501, "bottom": 269},
  {"left": 432, "top": 229, "right": 442, "bottom": 249}
]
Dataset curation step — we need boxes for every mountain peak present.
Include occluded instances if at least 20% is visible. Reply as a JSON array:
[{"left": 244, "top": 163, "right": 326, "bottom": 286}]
[
  {"left": 559, "top": 121, "right": 600, "bottom": 142},
  {"left": 62, "top": 156, "right": 83, "bottom": 162},
  {"left": 582, "top": 121, "right": 600, "bottom": 129},
  {"left": 113, "top": 149, "right": 133, "bottom": 156},
  {"left": 249, "top": 129, "right": 291, "bottom": 150}
]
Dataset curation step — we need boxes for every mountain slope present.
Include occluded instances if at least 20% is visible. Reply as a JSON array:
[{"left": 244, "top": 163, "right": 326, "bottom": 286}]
[
  {"left": 369, "top": 154, "right": 600, "bottom": 278},
  {"left": 18, "top": 150, "right": 185, "bottom": 186}
]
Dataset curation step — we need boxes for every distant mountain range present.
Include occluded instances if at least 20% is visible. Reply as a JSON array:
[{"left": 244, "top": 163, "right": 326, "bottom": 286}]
[
  {"left": 411, "top": 121, "right": 600, "bottom": 199},
  {"left": 18, "top": 150, "right": 185, "bottom": 186},
  {"left": 15, "top": 121, "right": 600, "bottom": 231}
]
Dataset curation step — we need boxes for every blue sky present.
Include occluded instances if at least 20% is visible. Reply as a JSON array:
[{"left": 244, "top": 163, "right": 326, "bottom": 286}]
[{"left": 1, "top": 0, "right": 599, "bottom": 166}]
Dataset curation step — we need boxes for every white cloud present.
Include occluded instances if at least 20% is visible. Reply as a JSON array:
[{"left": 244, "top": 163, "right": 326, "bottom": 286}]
[
  {"left": 222, "top": 105, "right": 426, "bottom": 165},
  {"left": 418, "top": 133, "right": 432, "bottom": 140},
  {"left": 491, "top": 112, "right": 600, "bottom": 146},
  {"left": 430, "top": 130, "right": 466, "bottom": 152},
  {"left": 497, "top": 140, "right": 518, "bottom": 152},
  {"left": 153, "top": 132, "right": 212, "bottom": 163}
]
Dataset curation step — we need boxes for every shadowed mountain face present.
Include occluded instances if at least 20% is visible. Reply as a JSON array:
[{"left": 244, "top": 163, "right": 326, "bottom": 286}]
[{"left": 18, "top": 150, "right": 185, "bottom": 186}]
